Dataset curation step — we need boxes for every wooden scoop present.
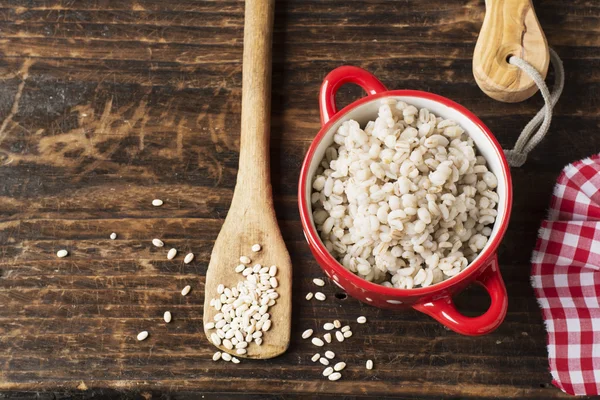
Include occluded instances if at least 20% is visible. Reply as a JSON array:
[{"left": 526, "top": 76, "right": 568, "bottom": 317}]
[
  {"left": 202, "top": 0, "right": 291, "bottom": 359},
  {"left": 473, "top": 0, "right": 550, "bottom": 103}
]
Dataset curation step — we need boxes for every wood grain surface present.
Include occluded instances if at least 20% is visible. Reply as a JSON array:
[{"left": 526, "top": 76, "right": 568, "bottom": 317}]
[
  {"left": 0, "top": 0, "right": 598, "bottom": 399},
  {"left": 473, "top": 0, "right": 549, "bottom": 102}
]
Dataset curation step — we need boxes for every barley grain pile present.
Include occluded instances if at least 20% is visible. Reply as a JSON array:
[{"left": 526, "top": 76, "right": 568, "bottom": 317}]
[{"left": 311, "top": 99, "right": 499, "bottom": 289}]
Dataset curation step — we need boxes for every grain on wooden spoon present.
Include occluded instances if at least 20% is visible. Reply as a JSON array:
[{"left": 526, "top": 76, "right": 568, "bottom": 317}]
[{"left": 203, "top": 0, "right": 291, "bottom": 359}]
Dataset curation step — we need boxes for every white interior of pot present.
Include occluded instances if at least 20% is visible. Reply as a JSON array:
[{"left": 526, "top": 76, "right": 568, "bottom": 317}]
[{"left": 304, "top": 95, "right": 509, "bottom": 283}]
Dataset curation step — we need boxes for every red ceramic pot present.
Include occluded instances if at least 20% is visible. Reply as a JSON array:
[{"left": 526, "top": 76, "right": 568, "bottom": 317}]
[{"left": 298, "top": 66, "right": 512, "bottom": 336}]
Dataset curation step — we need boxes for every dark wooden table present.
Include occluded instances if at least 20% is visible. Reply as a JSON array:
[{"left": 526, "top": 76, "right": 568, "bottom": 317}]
[{"left": 0, "top": 1, "right": 598, "bottom": 399}]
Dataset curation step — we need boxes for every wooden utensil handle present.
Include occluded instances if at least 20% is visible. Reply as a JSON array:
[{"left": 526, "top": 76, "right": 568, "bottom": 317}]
[
  {"left": 473, "top": 0, "right": 549, "bottom": 103},
  {"left": 237, "top": 0, "right": 275, "bottom": 195}
]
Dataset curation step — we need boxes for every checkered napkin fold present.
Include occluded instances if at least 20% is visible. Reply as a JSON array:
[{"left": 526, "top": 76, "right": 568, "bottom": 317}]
[{"left": 531, "top": 154, "right": 600, "bottom": 396}]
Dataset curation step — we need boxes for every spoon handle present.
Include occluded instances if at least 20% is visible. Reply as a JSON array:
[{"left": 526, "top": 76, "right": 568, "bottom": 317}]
[
  {"left": 237, "top": 0, "right": 275, "bottom": 197},
  {"left": 473, "top": 0, "right": 549, "bottom": 103}
]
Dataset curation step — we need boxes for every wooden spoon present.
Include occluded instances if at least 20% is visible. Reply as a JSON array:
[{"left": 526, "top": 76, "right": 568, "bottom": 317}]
[
  {"left": 473, "top": 0, "right": 550, "bottom": 103},
  {"left": 202, "top": 0, "right": 291, "bottom": 359}
]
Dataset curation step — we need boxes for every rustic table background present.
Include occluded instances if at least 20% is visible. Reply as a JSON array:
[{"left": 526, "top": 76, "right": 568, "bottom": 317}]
[{"left": 0, "top": 0, "right": 598, "bottom": 399}]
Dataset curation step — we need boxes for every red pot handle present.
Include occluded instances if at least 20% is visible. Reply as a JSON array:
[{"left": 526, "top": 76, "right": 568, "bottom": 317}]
[
  {"left": 412, "top": 255, "right": 508, "bottom": 336},
  {"left": 319, "top": 66, "right": 388, "bottom": 125}
]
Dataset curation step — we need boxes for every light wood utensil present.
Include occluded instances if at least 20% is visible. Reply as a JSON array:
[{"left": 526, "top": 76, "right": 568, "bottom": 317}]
[
  {"left": 473, "top": 0, "right": 550, "bottom": 103},
  {"left": 202, "top": 0, "right": 291, "bottom": 359}
]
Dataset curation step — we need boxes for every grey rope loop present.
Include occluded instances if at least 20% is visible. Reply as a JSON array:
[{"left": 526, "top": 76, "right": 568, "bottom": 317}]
[{"left": 504, "top": 48, "right": 565, "bottom": 167}]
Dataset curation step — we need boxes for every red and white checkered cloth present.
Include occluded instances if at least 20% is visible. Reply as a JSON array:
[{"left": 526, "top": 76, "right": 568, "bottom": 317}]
[{"left": 531, "top": 154, "right": 600, "bottom": 396}]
